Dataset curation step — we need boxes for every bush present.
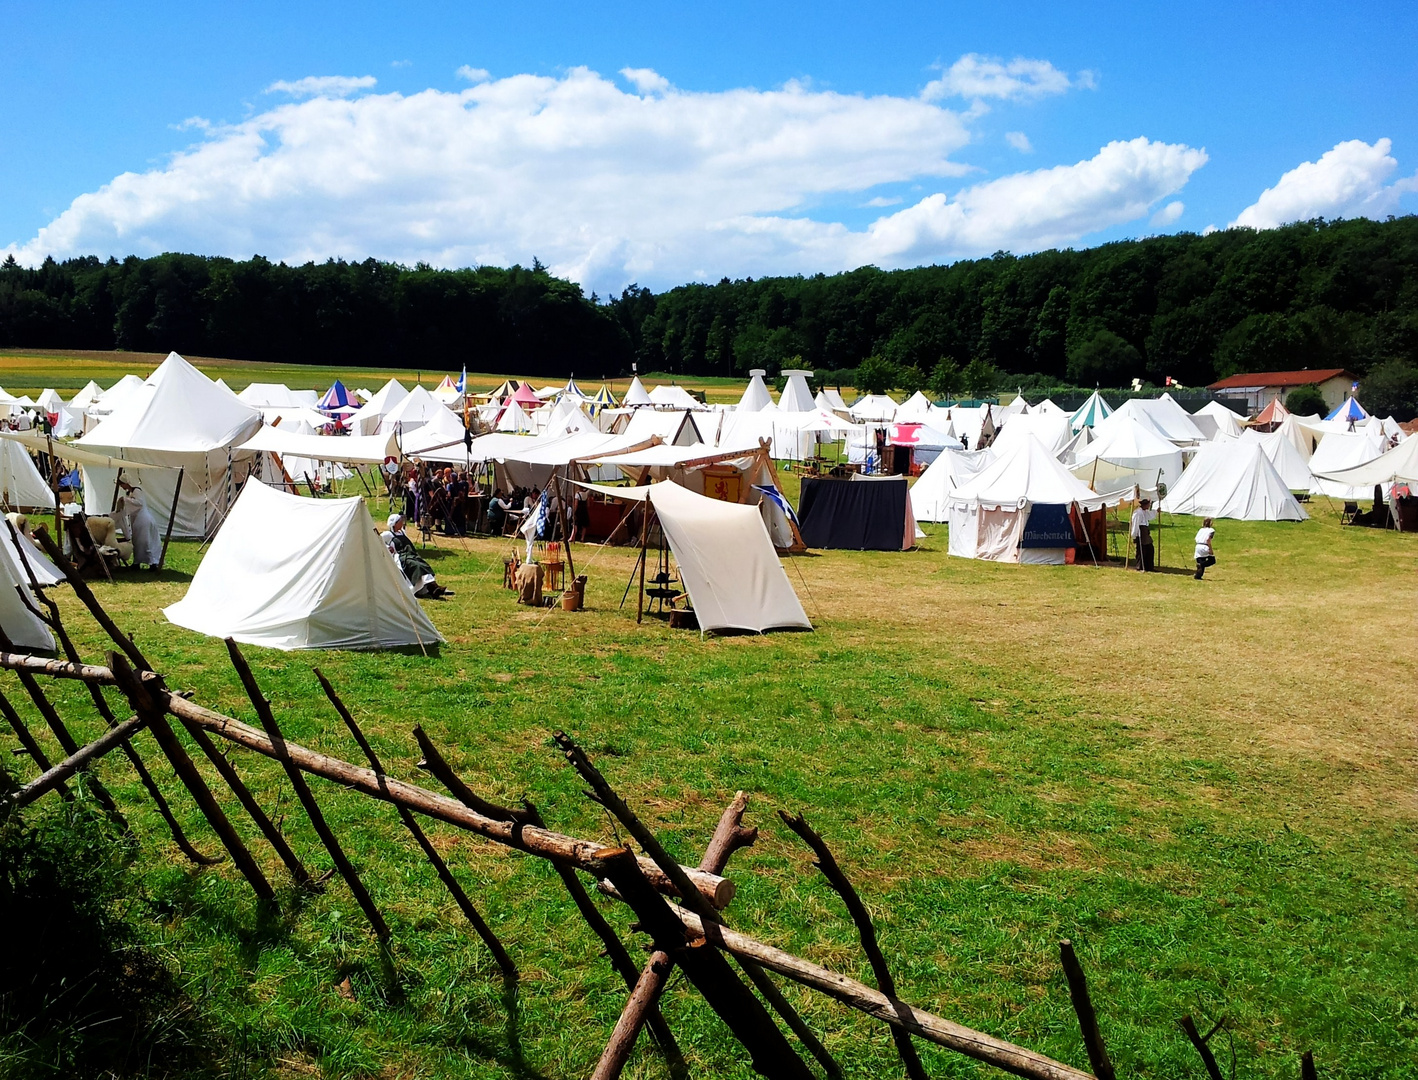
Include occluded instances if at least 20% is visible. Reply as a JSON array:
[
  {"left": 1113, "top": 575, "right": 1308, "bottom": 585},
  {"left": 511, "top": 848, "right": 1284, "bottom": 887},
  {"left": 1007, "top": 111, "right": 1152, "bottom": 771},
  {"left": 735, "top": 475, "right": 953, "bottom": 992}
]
[
  {"left": 1360, "top": 360, "right": 1418, "bottom": 420},
  {"left": 1285, "top": 384, "right": 1329, "bottom": 416},
  {"left": 0, "top": 794, "right": 218, "bottom": 1077}
]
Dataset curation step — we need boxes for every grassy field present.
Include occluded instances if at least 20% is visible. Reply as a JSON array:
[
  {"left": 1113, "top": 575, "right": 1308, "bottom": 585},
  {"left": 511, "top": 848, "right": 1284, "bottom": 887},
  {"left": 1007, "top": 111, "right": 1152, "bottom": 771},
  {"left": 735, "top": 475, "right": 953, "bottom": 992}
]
[
  {"left": 0, "top": 350, "right": 761, "bottom": 404},
  {"left": 6, "top": 493, "right": 1415, "bottom": 1079}
]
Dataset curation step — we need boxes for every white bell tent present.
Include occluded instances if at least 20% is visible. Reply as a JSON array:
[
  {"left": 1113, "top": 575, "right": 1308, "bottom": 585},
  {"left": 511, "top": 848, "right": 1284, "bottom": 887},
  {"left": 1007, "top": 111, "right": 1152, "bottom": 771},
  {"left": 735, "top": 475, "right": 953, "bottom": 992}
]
[
  {"left": 1160, "top": 441, "right": 1308, "bottom": 521},
  {"left": 622, "top": 377, "right": 654, "bottom": 407},
  {"left": 376, "top": 385, "right": 451, "bottom": 437},
  {"left": 165, "top": 482, "right": 443, "bottom": 651},
  {"left": 349, "top": 379, "right": 410, "bottom": 435},
  {"left": 737, "top": 370, "right": 775, "bottom": 412},
  {"left": 76, "top": 353, "right": 263, "bottom": 538},
  {"left": 1193, "top": 401, "right": 1245, "bottom": 440},
  {"left": 1071, "top": 416, "right": 1184, "bottom": 491}
]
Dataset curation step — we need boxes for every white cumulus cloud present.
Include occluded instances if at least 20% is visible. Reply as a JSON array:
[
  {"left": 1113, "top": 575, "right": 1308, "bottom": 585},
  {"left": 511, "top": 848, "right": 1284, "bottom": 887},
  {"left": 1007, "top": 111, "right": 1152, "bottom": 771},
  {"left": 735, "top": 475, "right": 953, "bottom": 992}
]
[
  {"left": 455, "top": 65, "right": 491, "bottom": 83},
  {"left": 264, "top": 75, "right": 377, "bottom": 99},
  {"left": 1005, "top": 131, "right": 1032, "bottom": 153},
  {"left": 922, "top": 54, "right": 1085, "bottom": 102},
  {"left": 3, "top": 67, "right": 1206, "bottom": 294},
  {"left": 1231, "top": 138, "right": 1418, "bottom": 229},
  {"left": 1151, "top": 200, "right": 1184, "bottom": 226},
  {"left": 620, "top": 67, "right": 672, "bottom": 95}
]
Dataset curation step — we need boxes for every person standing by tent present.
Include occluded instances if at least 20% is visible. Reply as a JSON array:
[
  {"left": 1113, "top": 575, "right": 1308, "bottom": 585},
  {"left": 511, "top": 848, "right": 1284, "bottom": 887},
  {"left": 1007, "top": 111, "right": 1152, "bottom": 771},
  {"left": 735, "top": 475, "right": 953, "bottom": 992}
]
[
  {"left": 115, "top": 479, "right": 163, "bottom": 569},
  {"left": 1193, "top": 518, "right": 1216, "bottom": 579},
  {"left": 1130, "top": 497, "right": 1157, "bottom": 572}
]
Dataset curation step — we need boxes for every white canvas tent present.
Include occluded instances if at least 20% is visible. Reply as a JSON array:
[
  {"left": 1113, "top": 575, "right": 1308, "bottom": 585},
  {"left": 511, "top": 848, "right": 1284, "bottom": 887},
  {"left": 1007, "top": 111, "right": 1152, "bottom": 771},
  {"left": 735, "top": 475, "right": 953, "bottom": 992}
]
[
  {"left": 582, "top": 480, "right": 810, "bottom": 634},
  {"left": 1110, "top": 397, "right": 1205, "bottom": 443},
  {"left": 945, "top": 435, "right": 1112, "bottom": 563},
  {"left": 237, "top": 383, "right": 321, "bottom": 409},
  {"left": 376, "top": 385, "right": 450, "bottom": 436},
  {"left": 990, "top": 411, "right": 1073, "bottom": 457},
  {"left": 1160, "top": 441, "right": 1308, "bottom": 521},
  {"left": 76, "top": 353, "right": 263, "bottom": 538},
  {"left": 737, "top": 370, "right": 775, "bottom": 412},
  {"left": 848, "top": 394, "right": 899, "bottom": 422},
  {"left": 164, "top": 482, "right": 442, "bottom": 651},
  {"left": 1193, "top": 401, "right": 1245, "bottom": 440},
  {"left": 622, "top": 377, "right": 654, "bottom": 407},
  {"left": 648, "top": 384, "right": 703, "bottom": 410},
  {"left": 1310, "top": 435, "right": 1418, "bottom": 488},
  {"left": 1240, "top": 429, "right": 1313, "bottom": 491},
  {"left": 910, "top": 447, "right": 996, "bottom": 522},
  {"left": 0, "top": 550, "right": 54, "bottom": 651},
  {"left": 1307, "top": 428, "right": 1387, "bottom": 499},
  {"left": 0, "top": 438, "right": 57, "bottom": 509},
  {"left": 778, "top": 371, "right": 816, "bottom": 413},
  {"left": 1071, "top": 416, "right": 1184, "bottom": 488},
  {"left": 348, "top": 378, "right": 409, "bottom": 435}
]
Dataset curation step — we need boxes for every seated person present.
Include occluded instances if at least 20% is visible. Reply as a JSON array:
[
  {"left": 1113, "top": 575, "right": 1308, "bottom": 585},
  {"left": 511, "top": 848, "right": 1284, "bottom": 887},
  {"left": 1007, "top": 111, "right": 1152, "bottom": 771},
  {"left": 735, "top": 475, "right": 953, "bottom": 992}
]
[
  {"left": 114, "top": 480, "right": 163, "bottom": 568},
  {"left": 382, "top": 514, "right": 450, "bottom": 599}
]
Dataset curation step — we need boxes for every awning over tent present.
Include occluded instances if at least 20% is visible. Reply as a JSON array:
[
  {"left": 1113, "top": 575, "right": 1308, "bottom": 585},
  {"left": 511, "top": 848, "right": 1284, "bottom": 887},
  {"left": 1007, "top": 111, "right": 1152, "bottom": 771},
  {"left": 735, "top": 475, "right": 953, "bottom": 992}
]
[
  {"left": 238, "top": 428, "right": 400, "bottom": 465},
  {"left": 1310, "top": 435, "right": 1418, "bottom": 487},
  {"left": 578, "top": 480, "right": 810, "bottom": 634}
]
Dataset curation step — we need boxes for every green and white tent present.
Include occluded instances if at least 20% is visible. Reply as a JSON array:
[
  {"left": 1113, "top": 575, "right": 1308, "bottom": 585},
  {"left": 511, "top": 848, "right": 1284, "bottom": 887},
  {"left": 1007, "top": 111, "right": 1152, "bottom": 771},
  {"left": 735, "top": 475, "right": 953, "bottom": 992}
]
[{"left": 1069, "top": 390, "right": 1113, "bottom": 432}]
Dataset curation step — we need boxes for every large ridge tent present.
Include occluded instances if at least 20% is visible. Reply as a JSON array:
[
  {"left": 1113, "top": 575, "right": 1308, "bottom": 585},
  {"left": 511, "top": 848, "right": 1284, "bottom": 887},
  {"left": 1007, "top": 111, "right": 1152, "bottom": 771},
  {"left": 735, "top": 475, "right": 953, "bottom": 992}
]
[
  {"left": 165, "top": 482, "right": 442, "bottom": 651},
  {"left": 945, "top": 434, "right": 1112, "bottom": 563},
  {"left": 1308, "top": 427, "right": 1387, "bottom": 498},
  {"left": 1311, "top": 435, "right": 1418, "bottom": 488},
  {"left": 1193, "top": 401, "right": 1245, "bottom": 440},
  {"left": 349, "top": 379, "right": 410, "bottom": 435},
  {"left": 990, "top": 412, "right": 1073, "bottom": 457},
  {"left": 648, "top": 384, "right": 703, "bottom": 410},
  {"left": 797, "top": 475, "right": 918, "bottom": 551},
  {"left": 580, "top": 480, "right": 810, "bottom": 634},
  {"left": 377, "top": 386, "right": 450, "bottom": 437},
  {"left": 1239, "top": 428, "right": 1313, "bottom": 491},
  {"left": 76, "top": 353, "right": 263, "bottom": 538},
  {"left": 1160, "top": 441, "right": 1308, "bottom": 521}
]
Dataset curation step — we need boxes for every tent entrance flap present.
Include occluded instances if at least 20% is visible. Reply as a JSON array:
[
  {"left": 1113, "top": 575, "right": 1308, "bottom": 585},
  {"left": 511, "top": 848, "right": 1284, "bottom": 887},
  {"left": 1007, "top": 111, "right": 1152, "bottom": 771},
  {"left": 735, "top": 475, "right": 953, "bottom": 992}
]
[{"left": 1019, "top": 503, "right": 1076, "bottom": 547}]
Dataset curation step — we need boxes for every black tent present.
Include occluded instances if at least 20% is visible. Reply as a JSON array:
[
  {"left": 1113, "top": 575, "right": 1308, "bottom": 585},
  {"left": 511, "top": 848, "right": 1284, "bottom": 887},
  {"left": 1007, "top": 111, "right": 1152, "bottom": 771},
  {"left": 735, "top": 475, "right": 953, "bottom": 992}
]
[{"left": 797, "top": 475, "right": 908, "bottom": 550}]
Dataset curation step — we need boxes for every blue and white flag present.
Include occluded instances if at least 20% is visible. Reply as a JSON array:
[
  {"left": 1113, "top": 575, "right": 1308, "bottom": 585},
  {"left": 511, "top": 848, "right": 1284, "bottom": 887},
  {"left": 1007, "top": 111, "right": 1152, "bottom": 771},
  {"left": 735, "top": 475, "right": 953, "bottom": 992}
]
[
  {"left": 753, "top": 484, "right": 800, "bottom": 528},
  {"left": 532, "top": 491, "right": 550, "bottom": 538},
  {"left": 457, "top": 365, "right": 467, "bottom": 394}
]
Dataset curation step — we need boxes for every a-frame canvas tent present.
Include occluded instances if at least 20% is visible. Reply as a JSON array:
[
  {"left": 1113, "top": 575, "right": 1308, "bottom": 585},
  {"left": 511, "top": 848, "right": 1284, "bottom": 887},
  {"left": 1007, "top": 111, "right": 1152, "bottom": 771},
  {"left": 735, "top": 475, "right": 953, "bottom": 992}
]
[
  {"left": 1193, "top": 400, "right": 1245, "bottom": 440},
  {"left": 1160, "top": 441, "right": 1308, "bottom": 521},
  {"left": 579, "top": 480, "right": 811, "bottom": 635},
  {"left": 165, "top": 482, "right": 443, "bottom": 651},
  {"left": 1239, "top": 429, "right": 1313, "bottom": 491},
  {"left": 0, "top": 546, "right": 54, "bottom": 652},
  {"left": 0, "top": 438, "right": 57, "bottom": 509}
]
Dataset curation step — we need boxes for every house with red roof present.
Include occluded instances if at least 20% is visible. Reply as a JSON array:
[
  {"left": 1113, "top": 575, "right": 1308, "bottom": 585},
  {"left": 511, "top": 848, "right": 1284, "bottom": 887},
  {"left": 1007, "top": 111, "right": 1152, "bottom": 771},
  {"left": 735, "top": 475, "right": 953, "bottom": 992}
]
[{"left": 1206, "top": 368, "right": 1356, "bottom": 414}]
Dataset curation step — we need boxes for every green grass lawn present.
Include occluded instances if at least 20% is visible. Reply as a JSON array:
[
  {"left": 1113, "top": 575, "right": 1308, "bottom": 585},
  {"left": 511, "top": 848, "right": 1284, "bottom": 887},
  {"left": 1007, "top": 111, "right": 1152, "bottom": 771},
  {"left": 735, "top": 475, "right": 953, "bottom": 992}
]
[{"left": 6, "top": 494, "right": 1417, "bottom": 1079}]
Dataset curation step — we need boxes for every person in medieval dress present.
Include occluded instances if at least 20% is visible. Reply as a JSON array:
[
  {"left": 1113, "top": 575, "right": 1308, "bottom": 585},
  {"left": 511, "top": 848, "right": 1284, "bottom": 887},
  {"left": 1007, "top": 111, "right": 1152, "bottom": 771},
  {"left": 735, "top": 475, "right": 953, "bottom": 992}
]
[
  {"left": 115, "top": 480, "right": 163, "bottom": 568},
  {"left": 383, "top": 513, "right": 449, "bottom": 598}
]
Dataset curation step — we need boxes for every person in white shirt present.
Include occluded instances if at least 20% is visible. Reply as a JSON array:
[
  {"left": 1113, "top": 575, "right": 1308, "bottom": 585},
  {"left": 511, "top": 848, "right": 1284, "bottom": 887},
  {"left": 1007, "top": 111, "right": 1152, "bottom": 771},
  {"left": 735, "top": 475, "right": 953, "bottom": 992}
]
[
  {"left": 1129, "top": 498, "right": 1157, "bottom": 572},
  {"left": 1194, "top": 518, "right": 1216, "bottom": 580}
]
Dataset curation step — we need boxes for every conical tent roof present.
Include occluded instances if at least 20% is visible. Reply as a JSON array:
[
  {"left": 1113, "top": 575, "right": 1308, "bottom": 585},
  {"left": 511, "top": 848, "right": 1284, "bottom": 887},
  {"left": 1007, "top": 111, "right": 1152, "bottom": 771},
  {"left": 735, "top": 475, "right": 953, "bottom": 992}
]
[
  {"left": 1195, "top": 400, "right": 1245, "bottom": 439},
  {"left": 1073, "top": 415, "right": 1184, "bottom": 482},
  {"left": 1112, "top": 397, "right": 1205, "bottom": 442},
  {"left": 496, "top": 399, "right": 534, "bottom": 433},
  {"left": 1325, "top": 396, "right": 1368, "bottom": 422},
  {"left": 949, "top": 434, "right": 1107, "bottom": 509},
  {"left": 402, "top": 407, "right": 469, "bottom": 456},
  {"left": 623, "top": 376, "right": 654, "bottom": 407},
  {"left": 377, "top": 385, "right": 451, "bottom": 435},
  {"left": 592, "top": 384, "right": 617, "bottom": 408},
  {"left": 69, "top": 380, "right": 104, "bottom": 409},
  {"left": 350, "top": 378, "right": 410, "bottom": 434},
  {"left": 778, "top": 370, "right": 816, "bottom": 413},
  {"left": 78, "top": 352, "right": 261, "bottom": 453},
  {"left": 1160, "top": 441, "right": 1307, "bottom": 520},
  {"left": 319, "top": 380, "right": 353, "bottom": 410},
  {"left": 990, "top": 412, "right": 1073, "bottom": 457},
  {"left": 737, "top": 371, "right": 774, "bottom": 413},
  {"left": 1033, "top": 398, "right": 1065, "bottom": 416},
  {"left": 1253, "top": 397, "right": 1289, "bottom": 426},
  {"left": 562, "top": 376, "right": 587, "bottom": 399},
  {"left": 165, "top": 482, "right": 442, "bottom": 651},
  {"left": 1069, "top": 390, "right": 1113, "bottom": 431},
  {"left": 895, "top": 391, "right": 933, "bottom": 421},
  {"left": 649, "top": 384, "right": 702, "bottom": 409},
  {"left": 510, "top": 381, "right": 542, "bottom": 407}
]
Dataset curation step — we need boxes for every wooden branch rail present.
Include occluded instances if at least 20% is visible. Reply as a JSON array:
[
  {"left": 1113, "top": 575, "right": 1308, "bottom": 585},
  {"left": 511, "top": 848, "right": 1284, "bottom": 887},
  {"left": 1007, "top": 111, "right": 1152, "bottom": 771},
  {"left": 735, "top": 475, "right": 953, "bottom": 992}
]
[
  {"left": 0, "top": 652, "right": 732, "bottom": 909},
  {"left": 10, "top": 714, "right": 147, "bottom": 807},
  {"left": 1059, "top": 940, "right": 1115, "bottom": 1080},
  {"left": 1180, "top": 1015, "right": 1225, "bottom": 1080}
]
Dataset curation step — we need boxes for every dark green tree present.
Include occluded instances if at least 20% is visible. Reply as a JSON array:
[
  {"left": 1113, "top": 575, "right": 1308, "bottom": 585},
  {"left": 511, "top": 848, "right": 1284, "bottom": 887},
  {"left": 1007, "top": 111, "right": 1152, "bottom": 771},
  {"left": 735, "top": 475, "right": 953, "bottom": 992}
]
[
  {"left": 1360, "top": 360, "right": 1418, "bottom": 420},
  {"left": 927, "top": 356, "right": 962, "bottom": 400},
  {"left": 855, "top": 354, "right": 900, "bottom": 394},
  {"left": 1284, "top": 385, "right": 1329, "bottom": 416}
]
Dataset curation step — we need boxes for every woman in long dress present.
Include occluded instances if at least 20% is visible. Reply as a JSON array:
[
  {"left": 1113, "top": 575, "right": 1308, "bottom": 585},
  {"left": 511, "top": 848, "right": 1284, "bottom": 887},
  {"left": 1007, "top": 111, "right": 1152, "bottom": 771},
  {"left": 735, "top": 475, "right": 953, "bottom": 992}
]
[
  {"left": 382, "top": 514, "right": 449, "bottom": 599},
  {"left": 115, "top": 481, "right": 163, "bottom": 568}
]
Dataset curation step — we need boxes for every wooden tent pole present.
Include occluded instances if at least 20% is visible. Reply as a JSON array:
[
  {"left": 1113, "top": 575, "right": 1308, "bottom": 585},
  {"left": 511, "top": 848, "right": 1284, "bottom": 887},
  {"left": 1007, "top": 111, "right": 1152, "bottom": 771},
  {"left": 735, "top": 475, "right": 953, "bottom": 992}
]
[
  {"left": 158, "top": 467, "right": 183, "bottom": 570},
  {"left": 636, "top": 498, "right": 650, "bottom": 624},
  {"left": 45, "top": 430, "right": 61, "bottom": 543}
]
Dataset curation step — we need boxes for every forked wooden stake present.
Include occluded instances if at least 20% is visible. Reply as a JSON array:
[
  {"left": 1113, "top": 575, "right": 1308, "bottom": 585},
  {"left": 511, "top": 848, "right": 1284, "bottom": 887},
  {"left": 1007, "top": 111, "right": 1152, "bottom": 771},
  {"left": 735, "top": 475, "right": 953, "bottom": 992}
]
[
  {"left": 592, "top": 846, "right": 815, "bottom": 1080},
  {"left": 225, "top": 639, "right": 389, "bottom": 941},
  {"left": 1301, "top": 1050, "right": 1316, "bottom": 1080},
  {"left": 315, "top": 669, "right": 514, "bottom": 978},
  {"left": 1179, "top": 1015, "right": 1225, "bottom": 1080},
  {"left": 107, "top": 651, "right": 275, "bottom": 901},
  {"left": 780, "top": 810, "right": 928, "bottom": 1080},
  {"left": 1059, "top": 940, "right": 1115, "bottom": 1080},
  {"left": 594, "top": 792, "right": 760, "bottom": 1080}
]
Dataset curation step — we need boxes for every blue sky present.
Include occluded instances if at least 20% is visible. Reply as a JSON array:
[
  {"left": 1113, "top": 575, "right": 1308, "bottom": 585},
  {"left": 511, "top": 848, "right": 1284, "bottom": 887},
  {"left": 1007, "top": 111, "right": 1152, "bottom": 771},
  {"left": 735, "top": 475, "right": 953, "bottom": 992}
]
[{"left": 3, "top": 1, "right": 1416, "bottom": 294}]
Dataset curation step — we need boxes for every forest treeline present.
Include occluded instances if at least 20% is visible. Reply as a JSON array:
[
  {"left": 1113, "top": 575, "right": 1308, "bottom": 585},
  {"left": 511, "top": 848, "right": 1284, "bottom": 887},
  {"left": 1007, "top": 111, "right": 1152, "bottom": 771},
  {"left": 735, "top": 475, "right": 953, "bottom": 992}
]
[{"left": 3, "top": 217, "right": 1417, "bottom": 412}]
